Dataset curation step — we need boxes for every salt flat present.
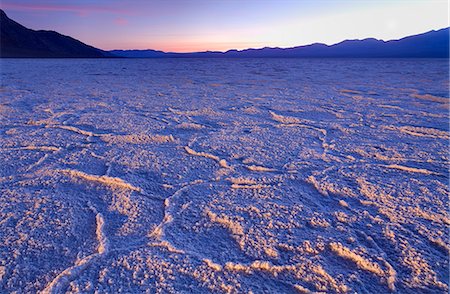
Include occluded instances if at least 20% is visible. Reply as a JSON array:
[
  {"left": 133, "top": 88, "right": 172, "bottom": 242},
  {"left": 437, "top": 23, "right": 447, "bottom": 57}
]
[{"left": 0, "top": 58, "right": 448, "bottom": 293}]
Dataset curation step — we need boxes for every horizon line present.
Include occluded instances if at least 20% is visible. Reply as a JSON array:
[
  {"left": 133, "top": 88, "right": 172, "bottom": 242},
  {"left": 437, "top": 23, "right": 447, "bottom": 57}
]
[{"left": 106, "top": 26, "right": 449, "bottom": 54}]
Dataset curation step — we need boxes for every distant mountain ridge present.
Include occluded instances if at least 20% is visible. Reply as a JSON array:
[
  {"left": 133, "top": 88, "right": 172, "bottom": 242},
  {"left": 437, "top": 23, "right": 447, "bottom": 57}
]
[
  {"left": 0, "top": 9, "right": 106, "bottom": 58},
  {"left": 112, "top": 28, "right": 449, "bottom": 58},
  {"left": 1, "top": 9, "right": 448, "bottom": 58}
]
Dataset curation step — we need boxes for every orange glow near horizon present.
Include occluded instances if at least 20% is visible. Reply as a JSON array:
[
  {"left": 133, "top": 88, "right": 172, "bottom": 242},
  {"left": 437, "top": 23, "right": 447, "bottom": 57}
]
[{"left": 106, "top": 41, "right": 269, "bottom": 53}]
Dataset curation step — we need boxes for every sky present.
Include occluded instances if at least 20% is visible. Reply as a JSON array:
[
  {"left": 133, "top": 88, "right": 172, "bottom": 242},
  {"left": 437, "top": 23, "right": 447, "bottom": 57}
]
[{"left": 1, "top": 0, "right": 449, "bottom": 52}]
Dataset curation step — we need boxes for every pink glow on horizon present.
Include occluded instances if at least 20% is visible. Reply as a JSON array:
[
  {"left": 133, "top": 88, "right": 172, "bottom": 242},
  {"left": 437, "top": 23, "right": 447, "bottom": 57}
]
[{"left": 105, "top": 41, "right": 269, "bottom": 53}]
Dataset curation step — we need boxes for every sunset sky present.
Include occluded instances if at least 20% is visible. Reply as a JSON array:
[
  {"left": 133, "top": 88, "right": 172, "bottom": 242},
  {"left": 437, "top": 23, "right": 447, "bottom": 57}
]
[{"left": 1, "top": 0, "right": 448, "bottom": 52}]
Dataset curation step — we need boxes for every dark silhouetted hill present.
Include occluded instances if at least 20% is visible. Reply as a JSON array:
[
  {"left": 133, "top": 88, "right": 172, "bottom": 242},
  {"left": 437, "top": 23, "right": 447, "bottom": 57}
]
[{"left": 0, "top": 9, "right": 107, "bottom": 58}]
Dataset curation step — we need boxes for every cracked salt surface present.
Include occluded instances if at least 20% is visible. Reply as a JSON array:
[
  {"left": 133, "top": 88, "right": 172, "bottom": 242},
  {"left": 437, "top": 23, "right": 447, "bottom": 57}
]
[{"left": 0, "top": 58, "right": 448, "bottom": 293}]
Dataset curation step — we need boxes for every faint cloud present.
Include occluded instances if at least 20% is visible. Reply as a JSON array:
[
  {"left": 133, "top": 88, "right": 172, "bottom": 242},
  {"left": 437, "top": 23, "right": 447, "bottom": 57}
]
[
  {"left": 114, "top": 17, "right": 128, "bottom": 26},
  {"left": 1, "top": 2, "right": 128, "bottom": 16}
]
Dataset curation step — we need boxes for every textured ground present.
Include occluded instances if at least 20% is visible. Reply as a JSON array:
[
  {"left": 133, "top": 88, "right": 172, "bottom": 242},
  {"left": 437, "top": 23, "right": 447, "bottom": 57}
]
[{"left": 0, "top": 58, "right": 449, "bottom": 293}]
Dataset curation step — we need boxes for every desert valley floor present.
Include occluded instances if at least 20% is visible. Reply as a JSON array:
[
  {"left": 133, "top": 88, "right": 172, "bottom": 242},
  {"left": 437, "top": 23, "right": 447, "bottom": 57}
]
[{"left": 0, "top": 58, "right": 449, "bottom": 293}]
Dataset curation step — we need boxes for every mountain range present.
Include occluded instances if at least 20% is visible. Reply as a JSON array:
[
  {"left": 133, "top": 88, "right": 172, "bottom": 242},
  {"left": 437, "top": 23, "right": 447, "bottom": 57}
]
[
  {"left": 1, "top": 9, "right": 449, "bottom": 58},
  {"left": 0, "top": 9, "right": 105, "bottom": 58}
]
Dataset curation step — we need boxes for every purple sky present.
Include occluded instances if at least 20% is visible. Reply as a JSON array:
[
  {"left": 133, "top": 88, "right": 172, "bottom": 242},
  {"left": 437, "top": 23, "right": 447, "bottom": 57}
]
[{"left": 1, "top": 0, "right": 448, "bottom": 52}]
